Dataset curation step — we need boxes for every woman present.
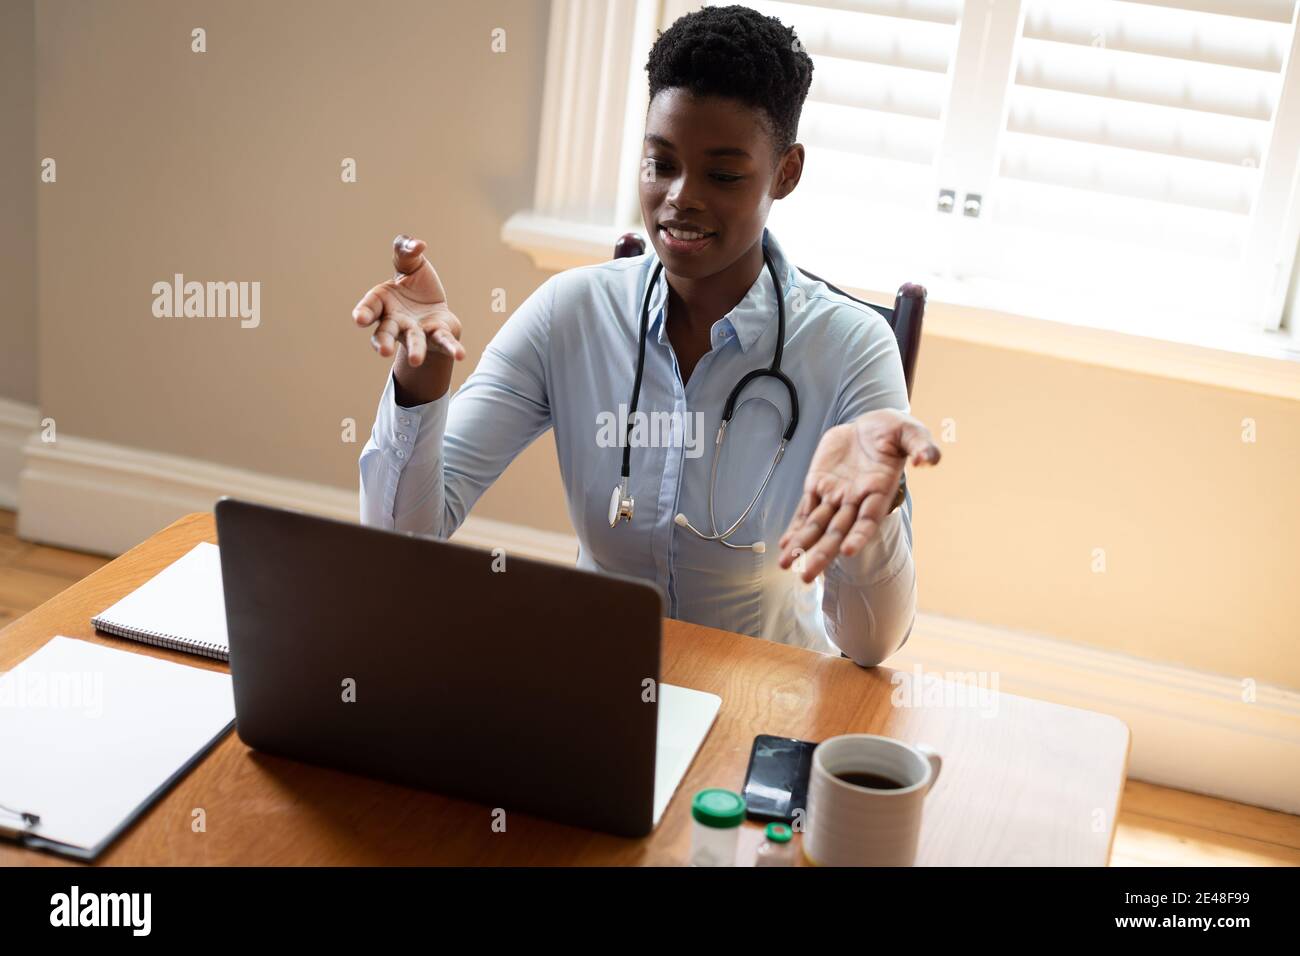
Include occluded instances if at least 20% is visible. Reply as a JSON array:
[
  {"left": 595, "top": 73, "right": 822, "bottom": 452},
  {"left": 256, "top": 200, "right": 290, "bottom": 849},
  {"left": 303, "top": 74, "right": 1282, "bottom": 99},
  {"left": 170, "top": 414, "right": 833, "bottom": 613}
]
[{"left": 354, "top": 5, "right": 940, "bottom": 665}]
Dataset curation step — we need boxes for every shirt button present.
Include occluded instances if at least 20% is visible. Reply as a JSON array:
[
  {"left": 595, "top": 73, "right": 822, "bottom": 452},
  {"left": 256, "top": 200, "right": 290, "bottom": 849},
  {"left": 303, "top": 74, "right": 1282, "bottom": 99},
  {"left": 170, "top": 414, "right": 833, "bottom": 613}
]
[
  {"left": 398, "top": 434, "right": 409, "bottom": 442},
  {"left": 395, "top": 449, "right": 406, "bottom": 459}
]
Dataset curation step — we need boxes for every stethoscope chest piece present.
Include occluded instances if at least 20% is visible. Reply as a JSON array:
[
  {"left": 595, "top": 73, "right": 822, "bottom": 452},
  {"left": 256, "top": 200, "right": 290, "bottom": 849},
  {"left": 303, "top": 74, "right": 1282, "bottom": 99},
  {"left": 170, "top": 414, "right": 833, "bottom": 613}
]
[{"left": 609, "top": 478, "right": 634, "bottom": 527}]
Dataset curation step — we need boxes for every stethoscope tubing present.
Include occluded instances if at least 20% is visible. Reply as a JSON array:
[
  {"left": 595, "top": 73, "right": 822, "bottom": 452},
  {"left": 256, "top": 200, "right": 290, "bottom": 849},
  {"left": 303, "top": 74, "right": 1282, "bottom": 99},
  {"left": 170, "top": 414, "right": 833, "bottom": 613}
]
[{"left": 618, "top": 246, "right": 799, "bottom": 550}]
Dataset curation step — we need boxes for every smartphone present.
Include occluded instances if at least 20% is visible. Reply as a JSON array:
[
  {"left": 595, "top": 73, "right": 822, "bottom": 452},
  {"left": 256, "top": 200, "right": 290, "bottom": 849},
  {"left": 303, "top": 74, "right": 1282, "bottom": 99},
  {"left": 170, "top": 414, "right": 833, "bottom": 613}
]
[{"left": 740, "top": 734, "right": 818, "bottom": 824}]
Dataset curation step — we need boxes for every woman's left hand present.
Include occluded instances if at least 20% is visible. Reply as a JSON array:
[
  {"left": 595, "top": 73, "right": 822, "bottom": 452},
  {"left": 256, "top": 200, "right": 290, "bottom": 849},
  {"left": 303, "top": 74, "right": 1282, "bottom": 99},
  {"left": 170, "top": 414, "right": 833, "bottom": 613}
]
[{"left": 778, "top": 409, "right": 941, "bottom": 583}]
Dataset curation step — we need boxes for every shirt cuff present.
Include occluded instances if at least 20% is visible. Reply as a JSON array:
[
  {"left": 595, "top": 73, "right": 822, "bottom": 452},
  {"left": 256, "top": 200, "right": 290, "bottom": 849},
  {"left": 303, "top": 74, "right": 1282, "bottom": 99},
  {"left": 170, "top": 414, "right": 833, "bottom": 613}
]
[{"left": 376, "top": 370, "right": 448, "bottom": 463}]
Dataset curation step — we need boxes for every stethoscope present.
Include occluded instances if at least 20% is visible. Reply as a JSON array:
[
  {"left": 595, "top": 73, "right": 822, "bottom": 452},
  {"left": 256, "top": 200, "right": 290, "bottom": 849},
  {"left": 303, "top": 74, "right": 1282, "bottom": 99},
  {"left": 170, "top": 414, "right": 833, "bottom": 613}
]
[{"left": 608, "top": 248, "right": 799, "bottom": 553}]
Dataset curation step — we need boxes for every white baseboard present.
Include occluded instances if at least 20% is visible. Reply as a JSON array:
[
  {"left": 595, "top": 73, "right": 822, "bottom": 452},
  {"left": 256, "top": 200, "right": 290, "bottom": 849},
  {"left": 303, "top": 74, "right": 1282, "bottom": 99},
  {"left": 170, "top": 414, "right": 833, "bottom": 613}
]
[
  {"left": 10, "top": 430, "right": 1300, "bottom": 815},
  {"left": 0, "top": 397, "right": 39, "bottom": 510},
  {"left": 889, "top": 616, "right": 1300, "bottom": 816},
  {"left": 15, "top": 431, "right": 579, "bottom": 564}
]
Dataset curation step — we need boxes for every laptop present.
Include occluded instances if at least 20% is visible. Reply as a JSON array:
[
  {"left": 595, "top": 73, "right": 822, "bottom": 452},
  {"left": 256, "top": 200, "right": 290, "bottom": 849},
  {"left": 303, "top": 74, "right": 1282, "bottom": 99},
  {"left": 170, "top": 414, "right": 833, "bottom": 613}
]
[{"left": 213, "top": 497, "right": 720, "bottom": 838}]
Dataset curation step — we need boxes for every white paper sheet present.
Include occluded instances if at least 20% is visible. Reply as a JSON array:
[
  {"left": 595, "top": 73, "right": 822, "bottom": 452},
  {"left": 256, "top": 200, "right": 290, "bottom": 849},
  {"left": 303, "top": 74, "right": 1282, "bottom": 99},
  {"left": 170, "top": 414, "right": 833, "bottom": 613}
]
[{"left": 653, "top": 682, "right": 721, "bottom": 825}]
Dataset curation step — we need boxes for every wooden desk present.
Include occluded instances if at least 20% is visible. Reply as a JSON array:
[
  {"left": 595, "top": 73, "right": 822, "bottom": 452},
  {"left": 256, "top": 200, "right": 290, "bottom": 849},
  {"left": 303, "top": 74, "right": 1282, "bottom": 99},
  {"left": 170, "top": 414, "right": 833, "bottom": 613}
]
[{"left": 0, "top": 512, "right": 1129, "bottom": 866}]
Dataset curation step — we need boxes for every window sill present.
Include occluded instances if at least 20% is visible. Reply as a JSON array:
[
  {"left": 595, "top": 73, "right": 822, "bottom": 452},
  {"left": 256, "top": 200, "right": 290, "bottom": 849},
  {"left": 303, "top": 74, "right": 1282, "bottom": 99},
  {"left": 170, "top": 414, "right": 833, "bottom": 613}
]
[
  {"left": 502, "top": 213, "right": 631, "bottom": 273},
  {"left": 501, "top": 211, "right": 1300, "bottom": 401}
]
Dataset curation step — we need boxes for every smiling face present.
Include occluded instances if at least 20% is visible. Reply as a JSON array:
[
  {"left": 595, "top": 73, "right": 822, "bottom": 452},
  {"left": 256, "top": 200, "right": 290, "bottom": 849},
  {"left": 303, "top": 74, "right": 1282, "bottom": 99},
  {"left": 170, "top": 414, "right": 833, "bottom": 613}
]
[{"left": 639, "top": 88, "right": 802, "bottom": 282}]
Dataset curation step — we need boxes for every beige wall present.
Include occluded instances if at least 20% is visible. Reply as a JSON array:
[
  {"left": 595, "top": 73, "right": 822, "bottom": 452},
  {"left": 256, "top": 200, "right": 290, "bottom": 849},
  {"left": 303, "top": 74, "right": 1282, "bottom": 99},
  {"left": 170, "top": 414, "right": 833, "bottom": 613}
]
[
  {"left": 26, "top": 0, "right": 1300, "bottom": 690},
  {"left": 35, "top": 0, "right": 564, "bottom": 528},
  {"left": 905, "top": 324, "right": 1299, "bottom": 690},
  {"left": 0, "top": 0, "right": 38, "bottom": 404}
]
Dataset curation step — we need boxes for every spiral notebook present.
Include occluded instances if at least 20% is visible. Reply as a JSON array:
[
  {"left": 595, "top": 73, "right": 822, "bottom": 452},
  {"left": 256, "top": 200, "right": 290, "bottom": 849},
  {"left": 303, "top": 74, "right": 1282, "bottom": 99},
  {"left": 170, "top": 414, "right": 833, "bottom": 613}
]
[{"left": 91, "top": 542, "right": 229, "bottom": 661}]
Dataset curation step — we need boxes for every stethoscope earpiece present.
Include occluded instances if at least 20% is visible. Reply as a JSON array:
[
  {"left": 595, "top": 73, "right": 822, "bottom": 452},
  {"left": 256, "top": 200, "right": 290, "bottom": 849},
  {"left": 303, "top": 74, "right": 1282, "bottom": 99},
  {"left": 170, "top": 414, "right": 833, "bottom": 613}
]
[{"left": 615, "top": 247, "right": 797, "bottom": 551}]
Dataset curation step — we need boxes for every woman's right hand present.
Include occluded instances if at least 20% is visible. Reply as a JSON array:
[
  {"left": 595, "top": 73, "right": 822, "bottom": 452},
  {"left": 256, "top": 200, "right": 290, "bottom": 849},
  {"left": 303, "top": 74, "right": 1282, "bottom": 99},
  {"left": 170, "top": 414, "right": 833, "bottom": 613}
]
[{"left": 352, "top": 234, "right": 466, "bottom": 369}]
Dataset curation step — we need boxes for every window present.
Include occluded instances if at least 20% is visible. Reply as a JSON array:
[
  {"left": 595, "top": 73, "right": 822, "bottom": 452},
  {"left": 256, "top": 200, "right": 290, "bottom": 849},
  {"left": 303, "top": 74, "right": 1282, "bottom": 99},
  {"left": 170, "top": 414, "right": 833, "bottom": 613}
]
[
  {"left": 505, "top": 0, "right": 1300, "bottom": 365},
  {"left": 758, "top": 0, "right": 1300, "bottom": 348}
]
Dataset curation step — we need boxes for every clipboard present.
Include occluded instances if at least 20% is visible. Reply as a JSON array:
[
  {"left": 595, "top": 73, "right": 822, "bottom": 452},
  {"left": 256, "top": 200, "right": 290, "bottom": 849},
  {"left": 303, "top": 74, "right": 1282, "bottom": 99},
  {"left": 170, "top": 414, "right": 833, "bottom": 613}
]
[{"left": 0, "top": 636, "right": 235, "bottom": 861}]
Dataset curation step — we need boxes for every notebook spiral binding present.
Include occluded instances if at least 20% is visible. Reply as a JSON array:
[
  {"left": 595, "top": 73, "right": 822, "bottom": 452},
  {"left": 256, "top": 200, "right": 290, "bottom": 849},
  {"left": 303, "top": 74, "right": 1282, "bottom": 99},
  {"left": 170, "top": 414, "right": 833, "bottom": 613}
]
[{"left": 91, "top": 617, "right": 230, "bottom": 662}]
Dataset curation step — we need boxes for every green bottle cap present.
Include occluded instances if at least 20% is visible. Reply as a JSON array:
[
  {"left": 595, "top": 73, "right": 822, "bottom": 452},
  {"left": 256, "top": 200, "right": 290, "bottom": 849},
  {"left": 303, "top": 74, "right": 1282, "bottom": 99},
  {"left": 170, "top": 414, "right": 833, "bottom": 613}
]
[
  {"left": 764, "top": 822, "right": 793, "bottom": 843},
  {"left": 691, "top": 788, "right": 746, "bottom": 828}
]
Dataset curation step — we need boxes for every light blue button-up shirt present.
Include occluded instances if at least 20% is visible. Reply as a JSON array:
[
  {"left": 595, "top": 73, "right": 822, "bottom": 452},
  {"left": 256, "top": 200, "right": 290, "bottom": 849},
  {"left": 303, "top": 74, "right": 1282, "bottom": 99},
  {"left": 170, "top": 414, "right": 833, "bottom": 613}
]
[{"left": 359, "top": 227, "right": 917, "bottom": 664}]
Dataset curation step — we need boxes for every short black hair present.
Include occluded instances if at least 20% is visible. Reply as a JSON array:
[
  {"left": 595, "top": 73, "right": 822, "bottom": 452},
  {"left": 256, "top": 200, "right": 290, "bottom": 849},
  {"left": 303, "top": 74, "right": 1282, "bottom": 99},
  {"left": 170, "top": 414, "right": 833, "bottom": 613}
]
[{"left": 645, "top": 4, "right": 814, "bottom": 165}]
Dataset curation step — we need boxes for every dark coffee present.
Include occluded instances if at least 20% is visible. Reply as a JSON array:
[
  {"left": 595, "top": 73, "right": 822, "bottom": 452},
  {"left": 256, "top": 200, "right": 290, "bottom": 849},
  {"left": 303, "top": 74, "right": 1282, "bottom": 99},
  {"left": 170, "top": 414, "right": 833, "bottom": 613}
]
[{"left": 834, "top": 770, "right": 908, "bottom": 790}]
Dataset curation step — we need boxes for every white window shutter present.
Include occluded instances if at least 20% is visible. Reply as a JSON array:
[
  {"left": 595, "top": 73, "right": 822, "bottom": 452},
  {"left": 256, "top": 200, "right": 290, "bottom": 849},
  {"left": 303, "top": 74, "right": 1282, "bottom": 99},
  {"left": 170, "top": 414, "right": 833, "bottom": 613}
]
[
  {"left": 971, "top": 0, "right": 1300, "bottom": 332},
  {"left": 733, "top": 0, "right": 967, "bottom": 281}
]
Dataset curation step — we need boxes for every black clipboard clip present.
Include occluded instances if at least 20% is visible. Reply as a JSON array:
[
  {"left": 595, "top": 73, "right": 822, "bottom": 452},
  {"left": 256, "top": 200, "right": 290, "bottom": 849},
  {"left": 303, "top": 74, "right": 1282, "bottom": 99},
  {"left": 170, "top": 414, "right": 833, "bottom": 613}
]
[{"left": 0, "top": 802, "right": 41, "bottom": 841}]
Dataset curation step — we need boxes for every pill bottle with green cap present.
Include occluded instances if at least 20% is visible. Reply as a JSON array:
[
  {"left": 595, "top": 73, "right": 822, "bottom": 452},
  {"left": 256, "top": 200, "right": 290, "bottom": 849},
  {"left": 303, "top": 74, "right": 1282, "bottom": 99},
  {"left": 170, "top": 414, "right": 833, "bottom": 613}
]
[
  {"left": 755, "top": 822, "right": 796, "bottom": 867},
  {"left": 689, "top": 788, "right": 745, "bottom": 866}
]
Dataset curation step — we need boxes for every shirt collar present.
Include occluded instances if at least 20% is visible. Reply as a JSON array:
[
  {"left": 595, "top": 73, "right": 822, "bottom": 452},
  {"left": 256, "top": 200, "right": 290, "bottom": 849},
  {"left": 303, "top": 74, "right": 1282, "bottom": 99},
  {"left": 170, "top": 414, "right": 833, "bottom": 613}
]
[{"left": 645, "top": 226, "right": 795, "bottom": 354}]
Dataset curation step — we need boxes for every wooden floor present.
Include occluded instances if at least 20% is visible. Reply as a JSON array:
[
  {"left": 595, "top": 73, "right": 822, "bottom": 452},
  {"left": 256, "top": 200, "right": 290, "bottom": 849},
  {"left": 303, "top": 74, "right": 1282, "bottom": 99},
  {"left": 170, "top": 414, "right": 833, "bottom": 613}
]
[{"left": 1, "top": 508, "right": 1297, "bottom": 867}]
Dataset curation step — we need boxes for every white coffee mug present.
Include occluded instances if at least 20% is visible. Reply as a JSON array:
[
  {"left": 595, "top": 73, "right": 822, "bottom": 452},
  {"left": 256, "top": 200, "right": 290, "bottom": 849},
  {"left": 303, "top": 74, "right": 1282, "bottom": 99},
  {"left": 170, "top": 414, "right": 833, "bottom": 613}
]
[{"left": 803, "top": 734, "right": 942, "bottom": 867}]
